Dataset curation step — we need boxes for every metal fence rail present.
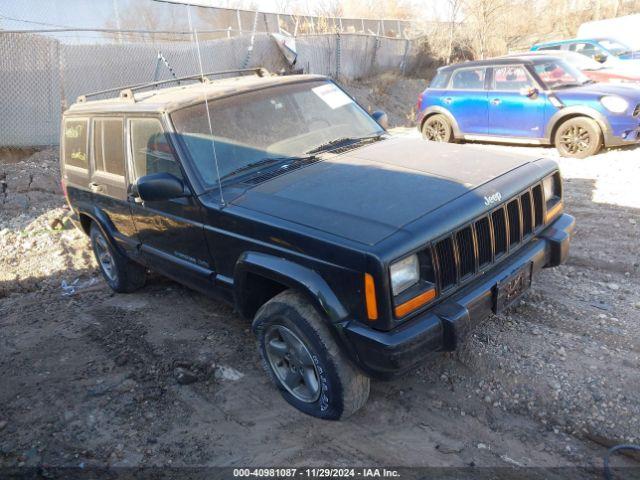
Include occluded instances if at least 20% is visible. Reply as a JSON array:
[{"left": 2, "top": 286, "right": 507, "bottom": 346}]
[{"left": 0, "top": 31, "right": 421, "bottom": 147}]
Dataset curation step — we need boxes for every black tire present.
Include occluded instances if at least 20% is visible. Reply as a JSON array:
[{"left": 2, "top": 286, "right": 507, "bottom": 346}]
[
  {"left": 421, "top": 114, "right": 454, "bottom": 143},
  {"left": 554, "top": 117, "right": 602, "bottom": 158},
  {"left": 253, "top": 290, "right": 370, "bottom": 420},
  {"left": 89, "top": 223, "right": 146, "bottom": 293}
]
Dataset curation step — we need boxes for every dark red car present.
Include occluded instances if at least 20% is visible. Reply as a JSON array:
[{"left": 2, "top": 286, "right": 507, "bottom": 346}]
[{"left": 508, "top": 51, "right": 640, "bottom": 85}]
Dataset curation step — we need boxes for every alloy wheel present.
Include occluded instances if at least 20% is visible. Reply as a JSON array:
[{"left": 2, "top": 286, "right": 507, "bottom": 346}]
[
  {"left": 559, "top": 125, "right": 591, "bottom": 155},
  {"left": 94, "top": 232, "right": 117, "bottom": 283},
  {"left": 264, "top": 325, "right": 321, "bottom": 403},
  {"left": 424, "top": 119, "right": 448, "bottom": 141}
]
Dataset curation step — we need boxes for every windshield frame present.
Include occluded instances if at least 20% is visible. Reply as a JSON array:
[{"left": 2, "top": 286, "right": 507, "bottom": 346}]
[{"left": 168, "top": 78, "right": 384, "bottom": 191}]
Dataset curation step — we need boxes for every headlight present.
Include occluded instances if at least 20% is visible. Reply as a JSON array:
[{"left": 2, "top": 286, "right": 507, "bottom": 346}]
[
  {"left": 390, "top": 254, "right": 420, "bottom": 296},
  {"left": 600, "top": 95, "right": 629, "bottom": 113}
]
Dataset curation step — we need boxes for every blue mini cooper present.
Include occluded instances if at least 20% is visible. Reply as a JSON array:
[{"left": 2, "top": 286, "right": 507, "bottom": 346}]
[{"left": 416, "top": 56, "right": 640, "bottom": 158}]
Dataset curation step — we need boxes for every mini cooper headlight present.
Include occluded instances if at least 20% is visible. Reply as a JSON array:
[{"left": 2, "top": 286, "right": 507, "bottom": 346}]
[
  {"left": 600, "top": 95, "right": 629, "bottom": 114},
  {"left": 390, "top": 254, "right": 420, "bottom": 296}
]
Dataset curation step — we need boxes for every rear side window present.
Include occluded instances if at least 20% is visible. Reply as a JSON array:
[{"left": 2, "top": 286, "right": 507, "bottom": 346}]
[
  {"left": 63, "top": 119, "right": 89, "bottom": 169},
  {"left": 129, "top": 118, "right": 183, "bottom": 180},
  {"left": 450, "top": 68, "right": 486, "bottom": 90},
  {"left": 429, "top": 72, "right": 449, "bottom": 89},
  {"left": 493, "top": 66, "right": 533, "bottom": 91},
  {"left": 93, "top": 118, "right": 125, "bottom": 177}
]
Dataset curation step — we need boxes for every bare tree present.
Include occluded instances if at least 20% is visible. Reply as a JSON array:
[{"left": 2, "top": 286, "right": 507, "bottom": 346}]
[{"left": 445, "top": 0, "right": 464, "bottom": 63}]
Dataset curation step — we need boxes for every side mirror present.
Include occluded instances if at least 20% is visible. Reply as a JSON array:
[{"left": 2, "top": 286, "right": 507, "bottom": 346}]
[
  {"left": 594, "top": 53, "right": 607, "bottom": 64},
  {"left": 372, "top": 110, "right": 389, "bottom": 130},
  {"left": 520, "top": 87, "right": 539, "bottom": 99},
  {"left": 135, "top": 173, "right": 187, "bottom": 202}
]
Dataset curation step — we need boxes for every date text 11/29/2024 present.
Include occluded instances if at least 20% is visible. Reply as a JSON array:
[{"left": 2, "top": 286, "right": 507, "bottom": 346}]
[{"left": 233, "top": 468, "right": 400, "bottom": 478}]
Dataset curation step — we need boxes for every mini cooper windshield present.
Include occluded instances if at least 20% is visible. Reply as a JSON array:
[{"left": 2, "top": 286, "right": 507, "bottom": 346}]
[
  {"left": 533, "top": 59, "right": 592, "bottom": 90},
  {"left": 170, "top": 80, "right": 384, "bottom": 185}
]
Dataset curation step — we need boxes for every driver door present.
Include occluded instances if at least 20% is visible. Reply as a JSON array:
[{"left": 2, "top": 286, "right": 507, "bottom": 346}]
[
  {"left": 126, "top": 116, "right": 214, "bottom": 291},
  {"left": 488, "top": 65, "right": 546, "bottom": 139}
]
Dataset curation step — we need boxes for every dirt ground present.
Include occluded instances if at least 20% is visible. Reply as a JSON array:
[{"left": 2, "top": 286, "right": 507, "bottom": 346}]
[{"left": 1, "top": 76, "right": 639, "bottom": 477}]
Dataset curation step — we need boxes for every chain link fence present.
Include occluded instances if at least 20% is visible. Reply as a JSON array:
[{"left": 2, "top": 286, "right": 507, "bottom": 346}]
[{"left": 0, "top": 1, "right": 424, "bottom": 147}]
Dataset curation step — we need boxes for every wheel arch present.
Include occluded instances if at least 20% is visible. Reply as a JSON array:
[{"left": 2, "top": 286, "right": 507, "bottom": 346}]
[
  {"left": 546, "top": 106, "right": 609, "bottom": 146},
  {"left": 77, "top": 208, "right": 124, "bottom": 255},
  {"left": 233, "top": 251, "right": 349, "bottom": 324},
  {"left": 420, "top": 106, "right": 462, "bottom": 138}
]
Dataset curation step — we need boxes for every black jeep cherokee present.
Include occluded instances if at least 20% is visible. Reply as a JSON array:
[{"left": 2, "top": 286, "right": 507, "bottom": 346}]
[{"left": 60, "top": 70, "right": 574, "bottom": 420}]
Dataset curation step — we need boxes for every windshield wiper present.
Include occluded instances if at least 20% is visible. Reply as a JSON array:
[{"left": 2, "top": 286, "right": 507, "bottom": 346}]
[
  {"left": 220, "top": 155, "right": 314, "bottom": 181},
  {"left": 552, "top": 83, "right": 582, "bottom": 90},
  {"left": 305, "top": 133, "right": 383, "bottom": 155}
]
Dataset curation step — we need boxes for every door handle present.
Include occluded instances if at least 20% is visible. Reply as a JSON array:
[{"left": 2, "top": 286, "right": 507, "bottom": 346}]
[
  {"left": 443, "top": 97, "right": 452, "bottom": 104},
  {"left": 89, "top": 182, "right": 104, "bottom": 193},
  {"left": 491, "top": 98, "right": 501, "bottom": 105}
]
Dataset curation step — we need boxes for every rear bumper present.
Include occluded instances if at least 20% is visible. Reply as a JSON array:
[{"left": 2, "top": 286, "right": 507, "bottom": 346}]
[{"left": 342, "top": 213, "right": 575, "bottom": 378}]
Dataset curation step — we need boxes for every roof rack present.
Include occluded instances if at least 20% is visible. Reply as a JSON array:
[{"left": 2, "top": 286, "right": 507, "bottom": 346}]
[{"left": 76, "top": 67, "right": 269, "bottom": 103}]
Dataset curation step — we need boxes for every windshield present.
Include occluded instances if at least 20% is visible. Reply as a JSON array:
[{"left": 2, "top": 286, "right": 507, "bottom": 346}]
[
  {"left": 599, "top": 39, "right": 632, "bottom": 57},
  {"left": 533, "top": 59, "right": 591, "bottom": 89},
  {"left": 170, "top": 80, "right": 383, "bottom": 186},
  {"left": 562, "top": 51, "right": 603, "bottom": 70}
]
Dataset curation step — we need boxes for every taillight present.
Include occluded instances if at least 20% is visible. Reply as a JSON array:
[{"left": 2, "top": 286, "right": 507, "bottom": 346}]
[{"left": 416, "top": 92, "right": 424, "bottom": 112}]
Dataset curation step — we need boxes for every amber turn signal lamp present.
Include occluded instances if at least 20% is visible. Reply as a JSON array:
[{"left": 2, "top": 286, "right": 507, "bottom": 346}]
[
  {"left": 545, "top": 201, "right": 562, "bottom": 223},
  {"left": 394, "top": 288, "right": 436, "bottom": 318},
  {"left": 364, "top": 273, "right": 378, "bottom": 320}
]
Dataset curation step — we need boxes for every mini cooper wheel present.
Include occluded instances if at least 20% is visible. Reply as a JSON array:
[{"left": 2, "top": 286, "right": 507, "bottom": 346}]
[
  {"left": 253, "top": 290, "right": 370, "bottom": 420},
  {"left": 89, "top": 223, "right": 146, "bottom": 293},
  {"left": 554, "top": 117, "right": 602, "bottom": 159},
  {"left": 422, "top": 114, "right": 454, "bottom": 143}
]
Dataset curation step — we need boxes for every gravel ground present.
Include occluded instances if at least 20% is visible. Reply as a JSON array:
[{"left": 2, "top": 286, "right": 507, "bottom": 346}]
[{"left": 1, "top": 76, "right": 639, "bottom": 475}]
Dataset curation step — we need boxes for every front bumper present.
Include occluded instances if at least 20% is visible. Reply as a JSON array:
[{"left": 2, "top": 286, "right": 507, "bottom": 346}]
[
  {"left": 603, "top": 116, "right": 640, "bottom": 147},
  {"left": 342, "top": 213, "right": 575, "bottom": 378}
]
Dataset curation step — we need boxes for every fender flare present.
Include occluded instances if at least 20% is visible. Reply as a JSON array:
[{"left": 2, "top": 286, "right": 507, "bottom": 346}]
[
  {"left": 233, "top": 251, "right": 349, "bottom": 324},
  {"left": 545, "top": 105, "right": 612, "bottom": 143},
  {"left": 77, "top": 207, "right": 128, "bottom": 256},
  {"left": 419, "top": 106, "right": 462, "bottom": 138}
]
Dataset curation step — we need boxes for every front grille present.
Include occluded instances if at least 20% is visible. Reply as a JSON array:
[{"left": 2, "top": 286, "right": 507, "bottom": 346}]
[
  {"left": 475, "top": 217, "right": 492, "bottom": 266},
  {"left": 507, "top": 199, "right": 521, "bottom": 245},
  {"left": 492, "top": 207, "right": 508, "bottom": 258},
  {"left": 455, "top": 227, "right": 475, "bottom": 279},
  {"left": 432, "top": 182, "right": 547, "bottom": 293},
  {"left": 435, "top": 237, "right": 456, "bottom": 290},
  {"left": 520, "top": 191, "right": 533, "bottom": 237}
]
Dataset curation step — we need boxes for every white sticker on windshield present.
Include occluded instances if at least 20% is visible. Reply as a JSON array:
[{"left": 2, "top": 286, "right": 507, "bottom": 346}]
[{"left": 312, "top": 83, "right": 353, "bottom": 109}]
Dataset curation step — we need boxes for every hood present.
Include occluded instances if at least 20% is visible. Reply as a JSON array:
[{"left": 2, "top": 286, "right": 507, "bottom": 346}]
[
  {"left": 231, "top": 138, "right": 532, "bottom": 245},
  {"left": 619, "top": 51, "right": 640, "bottom": 60},
  {"left": 555, "top": 82, "right": 640, "bottom": 102}
]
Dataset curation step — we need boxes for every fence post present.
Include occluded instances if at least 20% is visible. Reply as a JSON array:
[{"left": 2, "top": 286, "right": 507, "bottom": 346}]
[
  {"left": 335, "top": 33, "right": 341, "bottom": 79},
  {"left": 241, "top": 10, "right": 259, "bottom": 68},
  {"left": 370, "top": 35, "right": 380, "bottom": 77},
  {"left": 400, "top": 38, "right": 410, "bottom": 75}
]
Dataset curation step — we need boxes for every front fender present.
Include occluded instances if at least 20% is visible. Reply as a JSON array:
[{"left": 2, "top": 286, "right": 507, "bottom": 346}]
[
  {"left": 418, "top": 106, "right": 462, "bottom": 138},
  {"left": 234, "top": 251, "right": 349, "bottom": 324}
]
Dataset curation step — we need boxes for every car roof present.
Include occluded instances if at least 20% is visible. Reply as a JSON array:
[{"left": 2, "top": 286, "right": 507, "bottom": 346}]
[
  {"left": 438, "top": 55, "right": 562, "bottom": 71},
  {"left": 533, "top": 37, "right": 613, "bottom": 47},
  {"left": 64, "top": 73, "right": 329, "bottom": 116}
]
